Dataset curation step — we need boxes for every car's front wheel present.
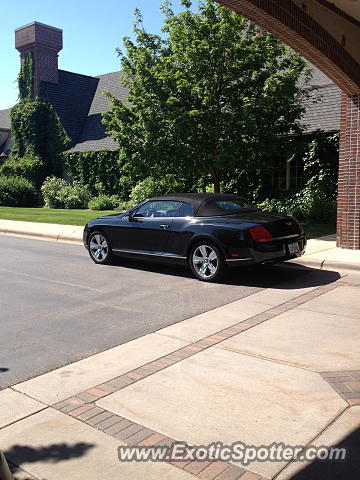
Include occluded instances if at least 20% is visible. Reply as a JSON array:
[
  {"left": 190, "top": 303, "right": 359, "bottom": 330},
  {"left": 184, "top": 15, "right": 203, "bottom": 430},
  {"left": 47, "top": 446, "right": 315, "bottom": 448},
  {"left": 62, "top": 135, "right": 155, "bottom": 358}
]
[
  {"left": 189, "top": 241, "right": 227, "bottom": 282},
  {"left": 88, "top": 231, "right": 113, "bottom": 265}
]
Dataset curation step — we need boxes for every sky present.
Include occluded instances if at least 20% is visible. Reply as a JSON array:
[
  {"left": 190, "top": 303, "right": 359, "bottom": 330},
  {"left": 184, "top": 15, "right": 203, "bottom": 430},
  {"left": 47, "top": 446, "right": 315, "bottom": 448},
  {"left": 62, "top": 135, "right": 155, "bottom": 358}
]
[{"left": 0, "top": 0, "right": 194, "bottom": 110}]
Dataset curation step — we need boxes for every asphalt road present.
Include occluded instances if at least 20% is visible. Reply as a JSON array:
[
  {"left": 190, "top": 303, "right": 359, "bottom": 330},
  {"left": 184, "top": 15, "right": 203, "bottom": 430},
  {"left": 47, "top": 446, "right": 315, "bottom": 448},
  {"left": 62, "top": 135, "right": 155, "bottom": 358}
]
[{"left": 0, "top": 235, "right": 323, "bottom": 389}]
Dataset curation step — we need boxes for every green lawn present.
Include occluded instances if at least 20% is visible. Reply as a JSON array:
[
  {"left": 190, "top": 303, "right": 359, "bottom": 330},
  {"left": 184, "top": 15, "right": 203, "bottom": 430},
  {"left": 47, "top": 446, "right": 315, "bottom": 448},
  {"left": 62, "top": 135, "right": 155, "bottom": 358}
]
[
  {"left": 301, "top": 221, "right": 336, "bottom": 240},
  {"left": 0, "top": 206, "right": 118, "bottom": 226},
  {"left": 0, "top": 207, "right": 336, "bottom": 238}
]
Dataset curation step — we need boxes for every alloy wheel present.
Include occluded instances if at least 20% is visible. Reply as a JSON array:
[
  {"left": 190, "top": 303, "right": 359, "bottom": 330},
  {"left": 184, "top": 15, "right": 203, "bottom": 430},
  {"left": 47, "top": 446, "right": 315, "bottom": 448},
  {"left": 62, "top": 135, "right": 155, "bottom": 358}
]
[
  {"left": 89, "top": 234, "right": 109, "bottom": 262},
  {"left": 192, "top": 244, "right": 219, "bottom": 279}
]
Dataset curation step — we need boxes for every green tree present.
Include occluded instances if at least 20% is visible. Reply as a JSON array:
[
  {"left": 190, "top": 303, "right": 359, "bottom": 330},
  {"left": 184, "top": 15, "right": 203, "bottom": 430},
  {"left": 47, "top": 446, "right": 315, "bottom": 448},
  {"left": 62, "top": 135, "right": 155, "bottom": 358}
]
[{"left": 103, "top": 0, "right": 311, "bottom": 193}]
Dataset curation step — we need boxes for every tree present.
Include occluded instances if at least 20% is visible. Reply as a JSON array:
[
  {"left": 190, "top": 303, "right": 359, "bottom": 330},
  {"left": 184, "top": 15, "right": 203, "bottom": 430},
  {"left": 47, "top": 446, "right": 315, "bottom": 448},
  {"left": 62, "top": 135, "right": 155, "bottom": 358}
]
[{"left": 103, "top": 0, "right": 311, "bottom": 193}]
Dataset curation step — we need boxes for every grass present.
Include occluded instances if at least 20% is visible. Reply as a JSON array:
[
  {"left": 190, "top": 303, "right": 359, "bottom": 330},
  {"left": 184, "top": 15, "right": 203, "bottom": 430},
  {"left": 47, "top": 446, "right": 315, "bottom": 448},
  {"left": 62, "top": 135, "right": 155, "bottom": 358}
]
[
  {"left": 0, "top": 207, "right": 336, "bottom": 238},
  {"left": 301, "top": 220, "right": 336, "bottom": 239},
  {"left": 0, "top": 206, "right": 118, "bottom": 226}
]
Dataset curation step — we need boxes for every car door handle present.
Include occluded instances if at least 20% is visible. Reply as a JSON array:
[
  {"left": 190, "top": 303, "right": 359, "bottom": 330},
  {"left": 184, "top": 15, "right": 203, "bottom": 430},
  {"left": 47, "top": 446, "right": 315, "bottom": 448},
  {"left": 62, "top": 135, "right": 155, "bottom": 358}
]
[{"left": 160, "top": 224, "right": 170, "bottom": 229}]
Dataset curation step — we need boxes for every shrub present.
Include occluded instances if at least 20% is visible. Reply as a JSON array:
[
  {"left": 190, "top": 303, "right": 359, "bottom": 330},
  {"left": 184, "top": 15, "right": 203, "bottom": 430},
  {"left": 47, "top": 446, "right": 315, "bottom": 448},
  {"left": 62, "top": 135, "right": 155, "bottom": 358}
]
[
  {"left": 129, "top": 177, "right": 163, "bottom": 205},
  {"left": 129, "top": 175, "right": 186, "bottom": 206},
  {"left": 88, "top": 194, "right": 120, "bottom": 211},
  {"left": 41, "top": 177, "right": 68, "bottom": 208},
  {"left": 1, "top": 155, "right": 46, "bottom": 188},
  {"left": 0, "top": 176, "right": 37, "bottom": 207},
  {"left": 41, "top": 177, "right": 91, "bottom": 209},
  {"left": 258, "top": 185, "right": 336, "bottom": 223}
]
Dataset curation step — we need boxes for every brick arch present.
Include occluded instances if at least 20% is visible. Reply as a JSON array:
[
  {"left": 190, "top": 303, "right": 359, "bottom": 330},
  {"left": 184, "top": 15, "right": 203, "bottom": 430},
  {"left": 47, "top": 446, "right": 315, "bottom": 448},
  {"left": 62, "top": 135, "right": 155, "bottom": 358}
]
[{"left": 217, "top": 0, "right": 360, "bottom": 94}]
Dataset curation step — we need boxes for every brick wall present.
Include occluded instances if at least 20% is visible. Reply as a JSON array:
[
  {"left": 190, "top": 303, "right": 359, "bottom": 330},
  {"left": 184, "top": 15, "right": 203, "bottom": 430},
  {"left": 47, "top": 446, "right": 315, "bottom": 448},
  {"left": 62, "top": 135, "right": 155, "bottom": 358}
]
[{"left": 337, "top": 93, "right": 360, "bottom": 249}]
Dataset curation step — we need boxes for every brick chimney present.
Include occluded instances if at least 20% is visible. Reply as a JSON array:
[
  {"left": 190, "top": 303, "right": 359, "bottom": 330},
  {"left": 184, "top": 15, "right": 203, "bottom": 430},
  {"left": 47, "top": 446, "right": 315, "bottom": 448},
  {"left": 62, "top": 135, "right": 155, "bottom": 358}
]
[{"left": 15, "top": 22, "right": 63, "bottom": 96}]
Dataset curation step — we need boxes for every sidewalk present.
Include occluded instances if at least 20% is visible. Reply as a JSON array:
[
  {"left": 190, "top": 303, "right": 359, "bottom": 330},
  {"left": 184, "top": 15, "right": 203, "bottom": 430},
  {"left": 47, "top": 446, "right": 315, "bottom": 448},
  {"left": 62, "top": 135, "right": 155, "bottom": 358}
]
[{"left": 1, "top": 257, "right": 360, "bottom": 479}]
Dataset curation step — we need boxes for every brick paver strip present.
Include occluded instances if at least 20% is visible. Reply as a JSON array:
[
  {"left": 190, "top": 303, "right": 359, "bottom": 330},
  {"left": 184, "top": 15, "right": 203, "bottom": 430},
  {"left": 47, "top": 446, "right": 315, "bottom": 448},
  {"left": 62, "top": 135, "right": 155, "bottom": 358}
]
[
  {"left": 125, "top": 427, "right": 156, "bottom": 445},
  {"left": 322, "top": 371, "right": 360, "bottom": 405},
  {"left": 198, "top": 461, "right": 230, "bottom": 479},
  {"left": 95, "top": 415, "right": 124, "bottom": 431},
  {"left": 139, "top": 433, "right": 168, "bottom": 446},
  {"left": 104, "top": 418, "right": 134, "bottom": 435},
  {"left": 240, "top": 472, "right": 263, "bottom": 480},
  {"left": 114, "top": 423, "right": 144, "bottom": 441},
  {"left": 184, "top": 460, "right": 212, "bottom": 474},
  {"left": 170, "top": 459, "right": 192, "bottom": 469},
  {"left": 86, "top": 410, "right": 114, "bottom": 426},
  {"left": 76, "top": 406, "right": 105, "bottom": 422},
  {"left": 68, "top": 403, "right": 95, "bottom": 418},
  {"left": 60, "top": 403, "right": 86, "bottom": 414},
  {"left": 77, "top": 391, "right": 99, "bottom": 403},
  {"left": 96, "top": 383, "right": 119, "bottom": 394},
  {"left": 214, "top": 464, "right": 245, "bottom": 480}
]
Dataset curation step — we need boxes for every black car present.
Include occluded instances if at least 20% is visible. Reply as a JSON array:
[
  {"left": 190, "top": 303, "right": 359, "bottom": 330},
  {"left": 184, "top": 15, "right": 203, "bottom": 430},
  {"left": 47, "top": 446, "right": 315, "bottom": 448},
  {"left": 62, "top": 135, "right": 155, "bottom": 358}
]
[{"left": 83, "top": 193, "right": 306, "bottom": 282}]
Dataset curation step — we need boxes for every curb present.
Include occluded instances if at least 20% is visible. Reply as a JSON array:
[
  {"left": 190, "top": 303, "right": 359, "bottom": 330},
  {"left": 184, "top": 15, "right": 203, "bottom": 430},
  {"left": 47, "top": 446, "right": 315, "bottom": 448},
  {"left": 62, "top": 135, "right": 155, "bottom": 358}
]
[
  {"left": 291, "top": 257, "right": 360, "bottom": 273},
  {"left": 0, "top": 222, "right": 83, "bottom": 245}
]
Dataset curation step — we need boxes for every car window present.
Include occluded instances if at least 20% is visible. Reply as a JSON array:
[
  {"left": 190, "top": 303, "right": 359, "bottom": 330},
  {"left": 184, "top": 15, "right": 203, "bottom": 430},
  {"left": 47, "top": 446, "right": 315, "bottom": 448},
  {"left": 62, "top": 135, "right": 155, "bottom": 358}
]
[
  {"left": 215, "top": 199, "right": 253, "bottom": 211},
  {"left": 134, "top": 201, "right": 182, "bottom": 218},
  {"left": 176, "top": 202, "right": 194, "bottom": 217}
]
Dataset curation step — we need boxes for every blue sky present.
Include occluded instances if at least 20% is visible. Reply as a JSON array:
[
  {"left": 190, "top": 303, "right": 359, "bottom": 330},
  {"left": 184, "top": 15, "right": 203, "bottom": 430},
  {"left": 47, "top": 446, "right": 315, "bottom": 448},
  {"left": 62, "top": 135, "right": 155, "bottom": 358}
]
[{"left": 1, "top": 0, "right": 193, "bottom": 109}]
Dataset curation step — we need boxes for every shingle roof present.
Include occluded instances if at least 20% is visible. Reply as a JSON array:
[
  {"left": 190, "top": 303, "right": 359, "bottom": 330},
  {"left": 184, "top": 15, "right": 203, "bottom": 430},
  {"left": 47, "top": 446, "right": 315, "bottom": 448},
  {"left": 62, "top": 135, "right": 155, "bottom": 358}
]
[
  {"left": 297, "top": 63, "right": 340, "bottom": 134},
  {"left": 68, "top": 71, "right": 128, "bottom": 152},
  {"left": 302, "top": 84, "right": 340, "bottom": 133},
  {"left": 41, "top": 70, "right": 99, "bottom": 145},
  {"left": 0, "top": 109, "right": 11, "bottom": 130}
]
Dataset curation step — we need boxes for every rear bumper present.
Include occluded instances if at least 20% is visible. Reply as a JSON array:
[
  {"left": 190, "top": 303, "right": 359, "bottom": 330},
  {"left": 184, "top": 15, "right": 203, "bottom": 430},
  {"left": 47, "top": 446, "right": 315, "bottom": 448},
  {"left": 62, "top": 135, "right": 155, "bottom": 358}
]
[{"left": 226, "top": 235, "right": 307, "bottom": 267}]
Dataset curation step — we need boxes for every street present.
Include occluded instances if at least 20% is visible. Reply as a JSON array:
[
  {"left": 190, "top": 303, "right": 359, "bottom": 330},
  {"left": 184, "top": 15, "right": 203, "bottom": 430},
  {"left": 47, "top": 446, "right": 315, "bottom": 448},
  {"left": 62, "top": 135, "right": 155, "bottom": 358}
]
[{"left": 0, "top": 235, "right": 315, "bottom": 389}]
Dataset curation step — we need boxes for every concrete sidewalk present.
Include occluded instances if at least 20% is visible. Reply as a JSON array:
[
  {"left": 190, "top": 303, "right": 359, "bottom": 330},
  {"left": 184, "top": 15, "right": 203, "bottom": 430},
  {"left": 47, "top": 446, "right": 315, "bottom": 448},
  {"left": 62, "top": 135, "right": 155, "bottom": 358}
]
[{"left": 1, "top": 262, "right": 360, "bottom": 479}]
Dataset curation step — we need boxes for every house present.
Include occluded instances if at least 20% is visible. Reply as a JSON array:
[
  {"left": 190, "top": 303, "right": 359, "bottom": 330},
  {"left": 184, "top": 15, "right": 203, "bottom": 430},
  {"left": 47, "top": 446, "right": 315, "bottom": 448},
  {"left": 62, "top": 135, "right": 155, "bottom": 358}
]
[{"left": 0, "top": 21, "right": 340, "bottom": 179}]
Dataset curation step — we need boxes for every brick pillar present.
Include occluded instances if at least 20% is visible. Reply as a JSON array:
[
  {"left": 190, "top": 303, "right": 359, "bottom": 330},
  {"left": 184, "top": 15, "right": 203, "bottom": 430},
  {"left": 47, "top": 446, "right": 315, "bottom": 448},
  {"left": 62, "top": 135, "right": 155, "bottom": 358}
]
[{"left": 337, "top": 93, "right": 360, "bottom": 249}]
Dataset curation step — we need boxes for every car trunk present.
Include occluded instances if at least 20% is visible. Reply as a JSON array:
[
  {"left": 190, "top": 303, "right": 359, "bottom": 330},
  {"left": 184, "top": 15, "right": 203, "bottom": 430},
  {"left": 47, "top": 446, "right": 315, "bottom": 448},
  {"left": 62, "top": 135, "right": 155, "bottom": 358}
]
[{"left": 224, "top": 211, "right": 302, "bottom": 238}]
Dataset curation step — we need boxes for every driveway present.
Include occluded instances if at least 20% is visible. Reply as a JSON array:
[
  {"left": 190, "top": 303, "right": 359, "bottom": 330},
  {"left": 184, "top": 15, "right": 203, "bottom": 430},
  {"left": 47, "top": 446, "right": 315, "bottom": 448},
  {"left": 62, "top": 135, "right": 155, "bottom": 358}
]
[{"left": 0, "top": 235, "right": 336, "bottom": 389}]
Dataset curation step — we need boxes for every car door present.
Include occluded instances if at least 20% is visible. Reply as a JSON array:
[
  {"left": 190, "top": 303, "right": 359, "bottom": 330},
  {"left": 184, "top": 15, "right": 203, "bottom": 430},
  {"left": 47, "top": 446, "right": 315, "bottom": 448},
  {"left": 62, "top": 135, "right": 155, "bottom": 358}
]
[{"left": 114, "top": 200, "right": 181, "bottom": 254}]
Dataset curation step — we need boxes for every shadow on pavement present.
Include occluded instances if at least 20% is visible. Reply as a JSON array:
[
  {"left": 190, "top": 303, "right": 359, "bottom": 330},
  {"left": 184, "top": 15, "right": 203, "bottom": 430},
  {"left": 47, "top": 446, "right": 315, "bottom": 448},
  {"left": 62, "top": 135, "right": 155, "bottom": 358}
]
[
  {"left": 109, "top": 257, "right": 341, "bottom": 289},
  {"left": 0, "top": 368, "right": 9, "bottom": 373},
  {"left": 4, "top": 442, "right": 94, "bottom": 479},
  {"left": 289, "top": 426, "right": 360, "bottom": 480}
]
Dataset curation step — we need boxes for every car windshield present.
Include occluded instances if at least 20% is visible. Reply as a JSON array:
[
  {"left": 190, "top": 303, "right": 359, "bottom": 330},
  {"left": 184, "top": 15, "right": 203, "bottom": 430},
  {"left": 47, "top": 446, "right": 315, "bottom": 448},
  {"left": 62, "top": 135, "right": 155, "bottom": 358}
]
[{"left": 197, "top": 197, "right": 258, "bottom": 216}]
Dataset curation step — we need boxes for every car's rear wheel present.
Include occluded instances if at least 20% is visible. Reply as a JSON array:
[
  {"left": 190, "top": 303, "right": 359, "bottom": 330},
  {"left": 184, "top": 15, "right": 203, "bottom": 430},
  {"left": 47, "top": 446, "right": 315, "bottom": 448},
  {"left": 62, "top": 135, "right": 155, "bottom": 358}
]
[
  {"left": 88, "top": 231, "right": 113, "bottom": 265},
  {"left": 189, "top": 241, "right": 227, "bottom": 282}
]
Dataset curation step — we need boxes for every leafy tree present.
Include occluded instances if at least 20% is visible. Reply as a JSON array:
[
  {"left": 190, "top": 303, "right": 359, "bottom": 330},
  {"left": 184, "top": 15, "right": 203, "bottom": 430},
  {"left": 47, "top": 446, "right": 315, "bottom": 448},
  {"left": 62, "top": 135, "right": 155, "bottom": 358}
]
[{"left": 103, "top": 0, "right": 311, "bottom": 193}]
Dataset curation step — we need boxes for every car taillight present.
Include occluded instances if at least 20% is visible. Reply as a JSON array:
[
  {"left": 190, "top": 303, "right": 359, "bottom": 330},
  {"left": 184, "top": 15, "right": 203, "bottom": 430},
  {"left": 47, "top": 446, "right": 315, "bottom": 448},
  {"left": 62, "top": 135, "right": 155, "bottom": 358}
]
[{"left": 249, "top": 226, "right": 273, "bottom": 243}]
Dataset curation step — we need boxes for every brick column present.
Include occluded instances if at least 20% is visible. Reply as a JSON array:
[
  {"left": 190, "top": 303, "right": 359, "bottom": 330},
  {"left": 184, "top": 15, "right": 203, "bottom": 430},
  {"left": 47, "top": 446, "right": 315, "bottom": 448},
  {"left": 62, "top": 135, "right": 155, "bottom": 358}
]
[{"left": 337, "top": 93, "right": 360, "bottom": 249}]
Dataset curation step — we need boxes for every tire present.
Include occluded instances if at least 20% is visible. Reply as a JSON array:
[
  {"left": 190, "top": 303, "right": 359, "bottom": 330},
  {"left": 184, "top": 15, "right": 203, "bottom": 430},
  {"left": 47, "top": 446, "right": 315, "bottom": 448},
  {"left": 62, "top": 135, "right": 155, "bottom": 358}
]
[
  {"left": 189, "top": 241, "right": 228, "bottom": 282},
  {"left": 88, "top": 230, "right": 113, "bottom": 265}
]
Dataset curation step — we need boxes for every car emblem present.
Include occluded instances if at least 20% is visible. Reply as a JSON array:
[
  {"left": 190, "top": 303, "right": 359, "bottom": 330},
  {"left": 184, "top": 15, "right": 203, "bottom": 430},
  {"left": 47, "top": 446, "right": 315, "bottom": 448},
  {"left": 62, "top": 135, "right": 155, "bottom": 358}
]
[{"left": 285, "top": 222, "right": 292, "bottom": 226}]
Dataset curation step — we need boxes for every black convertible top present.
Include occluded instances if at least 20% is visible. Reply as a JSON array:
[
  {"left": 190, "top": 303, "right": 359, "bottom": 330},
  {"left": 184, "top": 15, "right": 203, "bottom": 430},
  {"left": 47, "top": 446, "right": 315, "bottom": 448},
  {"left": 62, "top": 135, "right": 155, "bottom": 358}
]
[{"left": 148, "top": 193, "right": 255, "bottom": 216}]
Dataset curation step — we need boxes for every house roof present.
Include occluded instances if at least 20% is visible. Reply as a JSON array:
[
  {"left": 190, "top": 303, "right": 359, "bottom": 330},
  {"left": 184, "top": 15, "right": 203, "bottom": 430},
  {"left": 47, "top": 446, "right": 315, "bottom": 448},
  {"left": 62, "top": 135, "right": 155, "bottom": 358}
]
[
  {"left": 301, "top": 83, "right": 341, "bottom": 134},
  {"left": 41, "top": 70, "right": 99, "bottom": 145},
  {"left": 68, "top": 71, "right": 128, "bottom": 152},
  {"left": 0, "top": 109, "right": 11, "bottom": 130}
]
